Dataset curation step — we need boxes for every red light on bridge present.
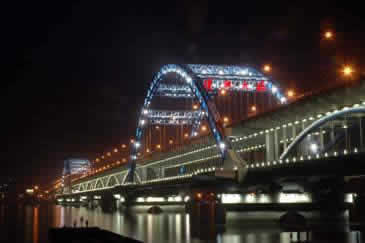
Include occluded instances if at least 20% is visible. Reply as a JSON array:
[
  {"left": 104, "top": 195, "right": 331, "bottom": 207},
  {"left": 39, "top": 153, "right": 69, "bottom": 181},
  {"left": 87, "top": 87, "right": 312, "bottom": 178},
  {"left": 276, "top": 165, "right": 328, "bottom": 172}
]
[
  {"left": 203, "top": 79, "right": 213, "bottom": 91},
  {"left": 256, "top": 80, "right": 266, "bottom": 92},
  {"left": 224, "top": 80, "right": 231, "bottom": 88}
]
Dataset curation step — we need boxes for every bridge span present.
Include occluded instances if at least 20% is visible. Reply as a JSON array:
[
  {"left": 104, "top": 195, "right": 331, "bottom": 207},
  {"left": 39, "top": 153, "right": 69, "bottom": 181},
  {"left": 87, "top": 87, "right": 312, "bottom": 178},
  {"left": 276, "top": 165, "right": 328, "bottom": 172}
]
[{"left": 55, "top": 65, "right": 365, "bottom": 226}]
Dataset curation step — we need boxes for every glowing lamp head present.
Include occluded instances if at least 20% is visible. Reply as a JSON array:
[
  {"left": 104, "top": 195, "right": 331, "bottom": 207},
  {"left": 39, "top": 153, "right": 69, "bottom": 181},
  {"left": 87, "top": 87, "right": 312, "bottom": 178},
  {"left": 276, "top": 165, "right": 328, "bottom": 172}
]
[
  {"left": 220, "top": 89, "right": 227, "bottom": 96},
  {"left": 287, "top": 90, "right": 295, "bottom": 98},
  {"left": 223, "top": 116, "right": 229, "bottom": 123},
  {"left": 156, "top": 144, "right": 161, "bottom": 149},
  {"left": 219, "top": 142, "right": 226, "bottom": 150},
  {"left": 169, "top": 139, "right": 173, "bottom": 145},
  {"left": 343, "top": 66, "right": 353, "bottom": 76},
  {"left": 184, "top": 133, "right": 189, "bottom": 138},
  {"left": 251, "top": 105, "right": 256, "bottom": 112},
  {"left": 113, "top": 148, "right": 118, "bottom": 153},
  {"left": 263, "top": 64, "right": 271, "bottom": 72},
  {"left": 135, "top": 142, "right": 141, "bottom": 148},
  {"left": 192, "top": 104, "right": 199, "bottom": 110},
  {"left": 324, "top": 31, "right": 333, "bottom": 39},
  {"left": 121, "top": 144, "right": 127, "bottom": 149},
  {"left": 271, "top": 86, "right": 277, "bottom": 94},
  {"left": 142, "top": 109, "right": 148, "bottom": 115},
  {"left": 310, "top": 143, "right": 318, "bottom": 153},
  {"left": 201, "top": 125, "right": 207, "bottom": 132}
]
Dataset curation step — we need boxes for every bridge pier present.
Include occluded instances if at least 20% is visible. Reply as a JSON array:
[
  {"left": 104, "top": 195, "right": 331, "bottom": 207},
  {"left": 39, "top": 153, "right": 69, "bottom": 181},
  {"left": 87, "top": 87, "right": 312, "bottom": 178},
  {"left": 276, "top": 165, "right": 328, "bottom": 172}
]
[
  {"left": 311, "top": 177, "right": 347, "bottom": 231},
  {"left": 186, "top": 191, "right": 226, "bottom": 240},
  {"left": 100, "top": 192, "right": 117, "bottom": 212}
]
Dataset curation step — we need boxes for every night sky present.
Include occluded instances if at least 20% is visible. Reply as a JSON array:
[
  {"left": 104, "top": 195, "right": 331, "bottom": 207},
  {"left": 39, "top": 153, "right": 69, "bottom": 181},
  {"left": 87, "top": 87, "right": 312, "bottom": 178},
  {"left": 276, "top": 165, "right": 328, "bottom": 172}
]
[{"left": 4, "top": 1, "right": 365, "bottom": 189}]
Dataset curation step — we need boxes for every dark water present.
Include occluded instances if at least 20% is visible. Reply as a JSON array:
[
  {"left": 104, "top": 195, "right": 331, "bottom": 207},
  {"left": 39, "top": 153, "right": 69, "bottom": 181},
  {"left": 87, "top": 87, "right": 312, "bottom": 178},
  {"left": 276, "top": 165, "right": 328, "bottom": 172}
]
[{"left": 0, "top": 204, "right": 362, "bottom": 243}]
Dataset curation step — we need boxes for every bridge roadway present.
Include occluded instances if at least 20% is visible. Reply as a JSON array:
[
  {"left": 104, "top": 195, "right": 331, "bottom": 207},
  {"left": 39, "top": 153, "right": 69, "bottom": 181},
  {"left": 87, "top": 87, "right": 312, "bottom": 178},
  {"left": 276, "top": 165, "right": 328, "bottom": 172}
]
[
  {"left": 59, "top": 152, "right": 365, "bottom": 200},
  {"left": 57, "top": 78, "right": 365, "bottom": 197}
]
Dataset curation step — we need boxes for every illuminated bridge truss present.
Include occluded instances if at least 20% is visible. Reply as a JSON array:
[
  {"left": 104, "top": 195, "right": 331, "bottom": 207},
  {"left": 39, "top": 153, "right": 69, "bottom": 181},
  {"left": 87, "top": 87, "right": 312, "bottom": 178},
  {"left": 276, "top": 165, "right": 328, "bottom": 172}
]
[{"left": 124, "top": 64, "right": 287, "bottom": 183}]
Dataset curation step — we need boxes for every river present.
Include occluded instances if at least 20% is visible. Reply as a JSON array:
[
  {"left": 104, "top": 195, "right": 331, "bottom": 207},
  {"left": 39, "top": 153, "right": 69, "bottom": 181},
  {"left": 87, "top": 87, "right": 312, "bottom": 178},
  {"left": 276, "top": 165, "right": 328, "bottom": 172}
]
[{"left": 0, "top": 204, "right": 362, "bottom": 243}]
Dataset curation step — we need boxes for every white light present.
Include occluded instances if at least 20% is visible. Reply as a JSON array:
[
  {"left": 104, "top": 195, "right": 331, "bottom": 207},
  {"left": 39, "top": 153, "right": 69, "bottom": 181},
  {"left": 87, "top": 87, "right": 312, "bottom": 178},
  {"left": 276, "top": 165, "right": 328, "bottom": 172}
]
[
  {"left": 143, "top": 109, "right": 148, "bottom": 115},
  {"left": 344, "top": 149, "right": 348, "bottom": 155},
  {"left": 246, "top": 194, "right": 256, "bottom": 203},
  {"left": 193, "top": 132, "right": 198, "bottom": 136},
  {"left": 280, "top": 97, "right": 287, "bottom": 103},
  {"left": 140, "top": 119, "right": 145, "bottom": 125},
  {"left": 184, "top": 196, "right": 190, "bottom": 202},
  {"left": 219, "top": 142, "right": 226, "bottom": 150},
  {"left": 222, "top": 194, "right": 241, "bottom": 203},
  {"left": 271, "top": 86, "right": 278, "bottom": 93},
  {"left": 113, "top": 194, "right": 121, "bottom": 199},
  {"left": 354, "top": 148, "right": 358, "bottom": 153},
  {"left": 218, "top": 70, "right": 224, "bottom": 75},
  {"left": 186, "top": 77, "right": 192, "bottom": 83},
  {"left": 202, "top": 69, "right": 207, "bottom": 74},
  {"left": 146, "top": 197, "right": 165, "bottom": 202},
  {"left": 136, "top": 197, "right": 145, "bottom": 202},
  {"left": 135, "top": 142, "right": 141, "bottom": 148},
  {"left": 279, "top": 193, "right": 310, "bottom": 203},
  {"left": 310, "top": 143, "right": 318, "bottom": 153}
]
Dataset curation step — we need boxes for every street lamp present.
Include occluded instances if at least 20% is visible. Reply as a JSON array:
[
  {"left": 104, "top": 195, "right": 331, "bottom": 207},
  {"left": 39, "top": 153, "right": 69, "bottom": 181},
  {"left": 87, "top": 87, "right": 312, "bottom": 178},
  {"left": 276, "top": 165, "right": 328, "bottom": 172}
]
[
  {"left": 263, "top": 64, "right": 271, "bottom": 73},
  {"left": 251, "top": 105, "right": 257, "bottom": 112},
  {"left": 223, "top": 116, "right": 229, "bottom": 123},
  {"left": 220, "top": 89, "right": 227, "bottom": 96},
  {"left": 287, "top": 89, "right": 295, "bottom": 98},
  {"left": 324, "top": 31, "right": 333, "bottom": 40},
  {"left": 192, "top": 104, "right": 199, "bottom": 110},
  {"left": 343, "top": 65, "right": 354, "bottom": 76},
  {"left": 156, "top": 144, "right": 161, "bottom": 150},
  {"left": 201, "top": 125, "right": 207, "bottom": 132},
  {"left": 121, "top": 144, "right": 127, "bottom": 149},
  {"left": 113, "top": 148, "right": 118, "bottom": 153},
  {"left": 184, "top": 133, "right": 189, "bottom": 138}
]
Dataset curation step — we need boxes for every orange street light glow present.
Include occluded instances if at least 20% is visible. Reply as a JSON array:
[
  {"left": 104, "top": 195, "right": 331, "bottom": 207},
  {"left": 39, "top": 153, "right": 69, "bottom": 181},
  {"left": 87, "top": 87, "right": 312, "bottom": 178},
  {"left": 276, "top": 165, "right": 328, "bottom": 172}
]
[
  {"left": 343, "top": 66, "right": 354, "bottom": 76},
  {"left": 263, "top": 64, "right": 271, "bottom": 72},
  {"left": 251, "top": 105, "right": 256, "bottom": 112},
  {"left": 324, "top": 31, "right": 333, "bottom": 39},
  {"left": 223, "top": 116, "right": 229, "bottom": 123},
  {"left": 287, "top": 90, "right": 295, "bottom": 98}
]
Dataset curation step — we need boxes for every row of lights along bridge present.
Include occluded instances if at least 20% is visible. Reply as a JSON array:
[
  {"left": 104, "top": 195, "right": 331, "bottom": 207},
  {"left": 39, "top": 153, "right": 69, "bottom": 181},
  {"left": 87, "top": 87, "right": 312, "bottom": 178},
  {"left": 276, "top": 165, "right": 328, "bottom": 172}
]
[{"left": 50, "top": 30, "right": 355, "bottom": 191}]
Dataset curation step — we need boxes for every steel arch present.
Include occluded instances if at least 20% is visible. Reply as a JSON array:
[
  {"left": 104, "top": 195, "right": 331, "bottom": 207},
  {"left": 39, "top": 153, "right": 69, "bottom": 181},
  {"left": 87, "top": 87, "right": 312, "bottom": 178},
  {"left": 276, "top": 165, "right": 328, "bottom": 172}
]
[
  {"left": 280, "top": 106, "right": 365, "bottom": 160},
  {"left": 125, "top": 64, "right": 287, "bottom": 183}
]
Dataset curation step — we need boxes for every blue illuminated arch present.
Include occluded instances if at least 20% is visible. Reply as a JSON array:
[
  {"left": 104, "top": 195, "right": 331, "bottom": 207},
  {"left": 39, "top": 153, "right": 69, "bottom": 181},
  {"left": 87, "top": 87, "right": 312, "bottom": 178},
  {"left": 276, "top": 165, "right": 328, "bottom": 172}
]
[
  {"left": 125, "top": 64, "right": 287, "bottom": 183},
  {"left": 280, "top": 106, "right": 365, "bottom": 160}
]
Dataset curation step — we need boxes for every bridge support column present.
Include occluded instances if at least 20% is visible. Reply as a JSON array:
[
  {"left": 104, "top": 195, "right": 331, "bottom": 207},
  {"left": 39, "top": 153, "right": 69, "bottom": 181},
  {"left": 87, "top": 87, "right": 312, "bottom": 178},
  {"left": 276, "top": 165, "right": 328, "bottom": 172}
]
[
  {"left": 186, "top": 192, "right": 226, "bottom": 230},
  {"left": 283, "top": 126, "right": 288, "bottom": 151},
  {"left": 100, "top": 192, "right": 117, "bottom": 212},
  {"left": 360, "top": 117, "right": 363, "bottom": 149},
  {"left": 311, "top": 177, "right": 347, "bottom": 231},
  {"left": 274, "top": 129, "right": 279, "bottom": 160},
  {"left": 265, "top": 132, "right": 275, "bottom": 162}
]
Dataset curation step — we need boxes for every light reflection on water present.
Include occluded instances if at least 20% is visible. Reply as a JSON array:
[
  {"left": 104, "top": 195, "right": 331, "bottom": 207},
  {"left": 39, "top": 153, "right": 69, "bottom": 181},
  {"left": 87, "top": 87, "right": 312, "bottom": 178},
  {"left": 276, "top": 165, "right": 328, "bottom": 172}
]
[{"left": 0, "top": 204, "right": 362, "bottom": 243}]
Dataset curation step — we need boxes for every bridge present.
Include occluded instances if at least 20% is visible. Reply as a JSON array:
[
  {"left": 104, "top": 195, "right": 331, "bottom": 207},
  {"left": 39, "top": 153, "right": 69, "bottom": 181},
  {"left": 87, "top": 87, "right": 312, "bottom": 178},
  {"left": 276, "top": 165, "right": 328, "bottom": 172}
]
[{"left": 54, "top": 64, "right": 365, "bottom": 226}]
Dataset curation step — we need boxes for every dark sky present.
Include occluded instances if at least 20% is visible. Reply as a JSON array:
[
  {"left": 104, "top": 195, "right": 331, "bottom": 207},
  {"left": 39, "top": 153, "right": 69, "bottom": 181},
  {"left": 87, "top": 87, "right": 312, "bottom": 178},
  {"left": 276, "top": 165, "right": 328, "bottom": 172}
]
[{"left": 3, "top": 1, "right": 365, "bottom": 188}]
